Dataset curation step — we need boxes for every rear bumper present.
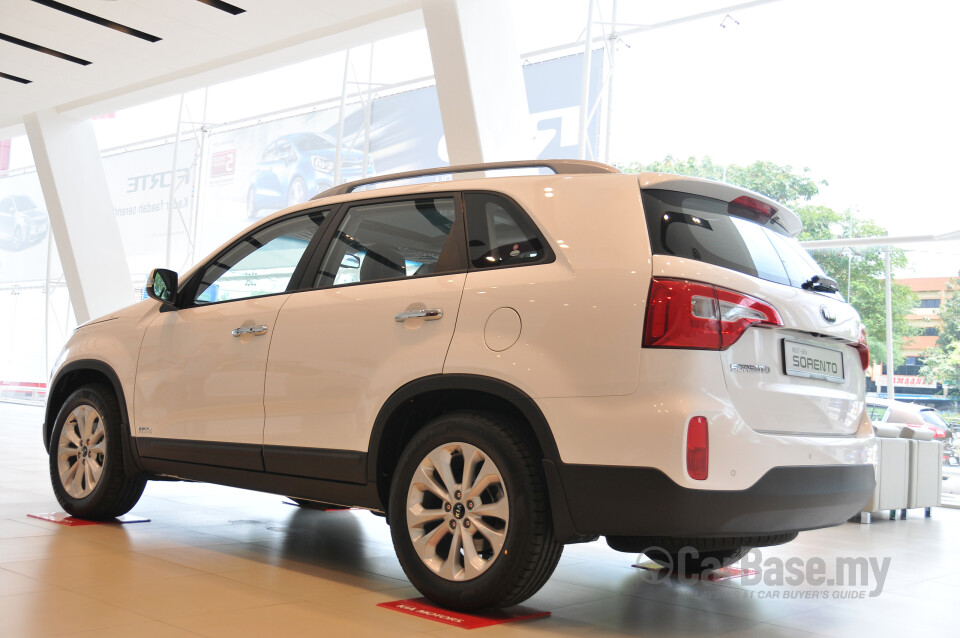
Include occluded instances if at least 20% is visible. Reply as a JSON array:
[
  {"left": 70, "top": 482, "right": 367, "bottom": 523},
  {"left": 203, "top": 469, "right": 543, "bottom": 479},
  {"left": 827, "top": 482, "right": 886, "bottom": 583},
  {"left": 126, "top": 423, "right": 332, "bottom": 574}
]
[{"left": 549, "top": 462, "right": 875, "bottom": 540}]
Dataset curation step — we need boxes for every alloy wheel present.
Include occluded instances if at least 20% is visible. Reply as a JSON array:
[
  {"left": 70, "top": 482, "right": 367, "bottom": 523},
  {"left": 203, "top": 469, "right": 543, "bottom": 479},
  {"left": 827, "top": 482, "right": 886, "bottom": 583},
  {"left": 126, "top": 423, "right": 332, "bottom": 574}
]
[
  {"left": 288, "top": 179, "right": 306, "bottom": 205},
  {"left": 56, "top": 404, "right": 106, "bottom": 498},
  {"left": 405, "top": 442, "right": 510, "bottom": 581}
]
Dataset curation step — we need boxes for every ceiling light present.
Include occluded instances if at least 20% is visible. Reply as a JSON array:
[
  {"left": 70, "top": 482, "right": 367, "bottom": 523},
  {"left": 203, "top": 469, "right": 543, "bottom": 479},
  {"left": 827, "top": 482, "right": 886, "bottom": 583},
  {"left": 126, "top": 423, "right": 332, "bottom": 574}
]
[
  {"left": 0, "top": 32, "right": 90, "bottom": 65},
  {"left": 195, "top": 0, "right": 246, "bottom": 15},
  {"left": 0, "top": 71, "right": 32, "bottom": 84},
  {"left": 30, "top": 0, "right": 161, "bottom": 43}
]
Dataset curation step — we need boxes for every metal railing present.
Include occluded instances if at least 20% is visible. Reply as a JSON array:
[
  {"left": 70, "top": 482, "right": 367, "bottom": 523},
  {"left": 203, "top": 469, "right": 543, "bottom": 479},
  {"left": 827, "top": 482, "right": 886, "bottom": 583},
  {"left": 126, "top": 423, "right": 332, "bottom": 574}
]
[{"left": 313, "top": 159, "right": 619, "bottom": 198}]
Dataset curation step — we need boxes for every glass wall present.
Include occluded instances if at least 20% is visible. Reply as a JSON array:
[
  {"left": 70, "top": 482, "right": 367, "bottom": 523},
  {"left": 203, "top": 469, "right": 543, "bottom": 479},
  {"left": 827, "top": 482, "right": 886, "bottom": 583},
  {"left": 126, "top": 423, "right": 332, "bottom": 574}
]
[
  {"left": 0, "top": 25, "right": 605, "bottom": 397},
  {"left": 0, "top": 140, "right": 74, "bottom": 399}
]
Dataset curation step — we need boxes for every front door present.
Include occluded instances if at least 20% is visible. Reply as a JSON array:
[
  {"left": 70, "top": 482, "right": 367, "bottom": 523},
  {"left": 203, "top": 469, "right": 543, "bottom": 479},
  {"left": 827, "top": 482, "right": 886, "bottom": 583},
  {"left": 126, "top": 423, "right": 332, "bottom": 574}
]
[{"left": 134, "top": 211, "right": 327, "bottom": 470}]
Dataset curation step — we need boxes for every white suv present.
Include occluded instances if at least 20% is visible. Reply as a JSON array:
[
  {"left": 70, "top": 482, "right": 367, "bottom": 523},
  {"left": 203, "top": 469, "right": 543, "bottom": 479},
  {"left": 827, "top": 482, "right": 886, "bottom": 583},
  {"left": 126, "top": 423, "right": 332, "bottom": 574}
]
[{"left": 44, "top": 160, "right": 876, "bottom": 611}]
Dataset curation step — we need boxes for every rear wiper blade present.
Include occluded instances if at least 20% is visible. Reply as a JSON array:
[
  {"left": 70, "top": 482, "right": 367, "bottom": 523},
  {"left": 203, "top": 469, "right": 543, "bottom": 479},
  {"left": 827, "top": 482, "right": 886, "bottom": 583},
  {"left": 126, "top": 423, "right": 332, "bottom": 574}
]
[{"left": 801, "top": 275, "right": 839, "bottom": 292}]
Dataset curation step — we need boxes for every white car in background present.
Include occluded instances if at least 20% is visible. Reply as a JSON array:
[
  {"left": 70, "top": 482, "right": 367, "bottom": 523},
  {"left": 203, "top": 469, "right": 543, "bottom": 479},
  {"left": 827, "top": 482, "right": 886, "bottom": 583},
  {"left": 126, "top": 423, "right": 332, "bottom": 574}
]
[
  {"left": 867, "top": 397, "right": 956, "bottom": 464},
  {"left": 0, "top": 194, "right": 48, "bottom": 251},
  {"left": 43, "top": 160, "right": 875, "bottom": 611}
]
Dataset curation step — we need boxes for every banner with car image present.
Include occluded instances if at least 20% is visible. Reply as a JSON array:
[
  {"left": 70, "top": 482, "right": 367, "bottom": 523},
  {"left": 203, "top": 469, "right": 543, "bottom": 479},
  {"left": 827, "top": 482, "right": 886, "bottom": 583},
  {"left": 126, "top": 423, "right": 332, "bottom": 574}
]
[
  {"left": 193, "top": 51, "right": 603, "bottom": 260},
  {"left": 102, "top": 138, "right": 199, "bottom": 276},
  {"left": 0, "top": 170, "right": 50, "bottom": 284},
  {"left": 196, "top": 106, "right": 353, "bottom": 260},
  {"left": 0, "top": 139, "right": 200, "bottom": 284},
  {"left": 1, "top": 52, "right": 602, "bottom": 283}
]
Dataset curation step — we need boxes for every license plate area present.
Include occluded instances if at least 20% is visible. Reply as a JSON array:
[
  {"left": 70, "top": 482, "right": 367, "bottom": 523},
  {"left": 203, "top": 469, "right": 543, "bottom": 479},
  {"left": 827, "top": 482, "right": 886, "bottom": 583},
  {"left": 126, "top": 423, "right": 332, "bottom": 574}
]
[{"left": 782, "top": 338, "right": 845, "bottom": 383}]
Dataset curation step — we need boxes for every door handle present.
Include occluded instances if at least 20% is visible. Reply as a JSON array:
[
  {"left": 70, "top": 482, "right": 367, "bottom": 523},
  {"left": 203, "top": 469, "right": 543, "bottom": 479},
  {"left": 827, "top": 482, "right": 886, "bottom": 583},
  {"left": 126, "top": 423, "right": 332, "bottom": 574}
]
[
  {"left": 232, "top": 325, "right": 268, "bottom": 337},
  {"left": 394, "top": 308, "right": 443, "bottom": 322}
]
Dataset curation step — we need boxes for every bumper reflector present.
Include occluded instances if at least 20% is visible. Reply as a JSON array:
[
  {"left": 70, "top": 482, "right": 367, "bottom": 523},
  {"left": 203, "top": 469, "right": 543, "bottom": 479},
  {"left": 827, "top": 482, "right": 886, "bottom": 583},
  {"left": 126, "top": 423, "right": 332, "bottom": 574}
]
[{"left": 687, "top": 416, "right": 709, "bottom": 480}]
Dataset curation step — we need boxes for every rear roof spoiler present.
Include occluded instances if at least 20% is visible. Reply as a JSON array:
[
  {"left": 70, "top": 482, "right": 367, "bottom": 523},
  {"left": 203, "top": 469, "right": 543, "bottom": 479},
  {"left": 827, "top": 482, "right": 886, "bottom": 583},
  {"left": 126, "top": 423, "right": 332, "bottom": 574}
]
[{"left": 638, "top": 172, "right": 803, "bottom": 237}]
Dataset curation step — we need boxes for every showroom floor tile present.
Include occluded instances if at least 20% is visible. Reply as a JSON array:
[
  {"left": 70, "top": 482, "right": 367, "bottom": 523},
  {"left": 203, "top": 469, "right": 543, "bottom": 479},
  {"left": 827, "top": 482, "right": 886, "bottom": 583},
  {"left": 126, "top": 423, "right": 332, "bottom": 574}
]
[{"left": 2, "top": 402, "right": 955, "bottom": 637}]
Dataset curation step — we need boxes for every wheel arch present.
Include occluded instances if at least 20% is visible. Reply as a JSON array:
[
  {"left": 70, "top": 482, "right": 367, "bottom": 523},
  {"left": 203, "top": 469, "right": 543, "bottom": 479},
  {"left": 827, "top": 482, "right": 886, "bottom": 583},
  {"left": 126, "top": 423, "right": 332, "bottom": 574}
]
[
  {"left": 368, "top": 374, "right": 588, "bottom": 544},
  {"left": 44, "top": 360, "right": 142, "bottom": 477},
  {"left": 368, "top": 375, "right": 558, "bottom": 484},
  {"left": 287, "top": 175, "right": 308, "bottom": 203}
]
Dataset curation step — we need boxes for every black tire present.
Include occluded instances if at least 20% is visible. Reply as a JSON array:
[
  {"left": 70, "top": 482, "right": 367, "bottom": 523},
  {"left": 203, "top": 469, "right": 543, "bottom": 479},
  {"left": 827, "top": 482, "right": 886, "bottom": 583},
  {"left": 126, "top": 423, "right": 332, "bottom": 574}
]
[
  {"left": 48, "top": 384, "right": 146, "bottom": 520},
  {"left": 645, "top": 547, "right": 752, "bottom": 574},
  {"left": 388, "top": 411, "right": 563, "bottom": 611},
  {"left": 246, "top": 187, "right": 259, "bottom": 219},
  {"left": 286, "top": 177, "right": 307, "bottom": 206}
]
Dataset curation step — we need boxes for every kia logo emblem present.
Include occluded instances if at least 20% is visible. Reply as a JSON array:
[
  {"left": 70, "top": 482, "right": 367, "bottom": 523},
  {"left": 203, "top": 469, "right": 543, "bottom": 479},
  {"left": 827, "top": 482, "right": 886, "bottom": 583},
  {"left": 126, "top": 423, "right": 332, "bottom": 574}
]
[{"left": 820, "top": 305, "right": 837, "bottom": 324}]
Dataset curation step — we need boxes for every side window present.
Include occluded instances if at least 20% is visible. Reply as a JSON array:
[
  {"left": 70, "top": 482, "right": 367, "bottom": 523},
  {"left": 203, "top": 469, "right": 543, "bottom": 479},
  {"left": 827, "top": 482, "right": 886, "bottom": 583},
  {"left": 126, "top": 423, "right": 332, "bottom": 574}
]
[
  {"left": 193, "top": 212, "right": 325, "bottom": 305},
  {"left": 261, "top": 142, "right": 276, "bottom": 162},
  {"left": 866, "top": 405, "right": 888, "bottom": 422},
  {"left": 464, "top": 192, "right": 549, "bottom": 268},
  {"left": 316, "top": 197, "right": 457, "bottom": 287}
]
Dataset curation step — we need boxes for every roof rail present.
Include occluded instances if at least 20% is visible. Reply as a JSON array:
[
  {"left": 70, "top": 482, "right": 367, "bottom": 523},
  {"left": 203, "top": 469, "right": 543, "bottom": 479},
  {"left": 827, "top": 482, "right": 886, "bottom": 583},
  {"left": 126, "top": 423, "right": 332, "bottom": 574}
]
[{"left": 312, "top": 159, "right": 620, "bottom": 198}]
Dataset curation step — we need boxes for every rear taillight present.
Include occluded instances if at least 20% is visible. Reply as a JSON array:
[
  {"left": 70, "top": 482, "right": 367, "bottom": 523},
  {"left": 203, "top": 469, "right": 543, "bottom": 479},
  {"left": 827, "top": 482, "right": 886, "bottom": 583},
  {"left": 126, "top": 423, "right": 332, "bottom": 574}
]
[
  {"left": 852, "top": 326, "right": 869, "bottom": 370},
  {"left": 904, "top": 424, "right": 946, "bottom": 439},
  {"left": 643, "top": 278, "right": 782, "bottom": 350},
  {"left": 687, "top": 416, "right": 709, "bottom": 480}
]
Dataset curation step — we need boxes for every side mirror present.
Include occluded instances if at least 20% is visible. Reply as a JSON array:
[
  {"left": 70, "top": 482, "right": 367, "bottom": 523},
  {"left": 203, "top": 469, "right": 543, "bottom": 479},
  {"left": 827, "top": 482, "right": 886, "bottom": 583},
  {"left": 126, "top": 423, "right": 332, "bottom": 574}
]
[
  {"left": 146, "top": 268, "right": 178, "bottom": 306},
  {"left": 341, "top": 254, "right": 361, "bottom": 269}
]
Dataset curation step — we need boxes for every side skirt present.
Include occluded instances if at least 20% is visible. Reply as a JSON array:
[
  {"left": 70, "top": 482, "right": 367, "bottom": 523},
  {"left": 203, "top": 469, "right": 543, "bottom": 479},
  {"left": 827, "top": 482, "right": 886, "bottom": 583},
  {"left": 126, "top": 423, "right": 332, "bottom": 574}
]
[
  {"left": 137, "top": 438, "right": 368, "bottom": 484},
  {"left": 139, "top": 457, "right": 383, "bottom": 511}
]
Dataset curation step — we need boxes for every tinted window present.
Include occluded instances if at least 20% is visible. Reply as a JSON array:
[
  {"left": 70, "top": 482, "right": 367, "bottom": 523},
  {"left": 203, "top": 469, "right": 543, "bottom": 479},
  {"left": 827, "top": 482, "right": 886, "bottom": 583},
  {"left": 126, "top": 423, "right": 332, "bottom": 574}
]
[
  {"left": 194, "top": 212, "right": 325, "bottom": 304},
  {"left": 920, "top": 409, "right": 948, "bottom": 428},
  {"left": 919, "top": 298, "right": 941, "bottom": 308},
  {"left": 261, "top": 142, "right": 277, "bottom": 162},
  {"left": 293, "top": 134, "right": 334, "bottom": 151},
  {"left": 866, "top": 404, "right": 888, "bottom": 422},
  {"left": 316, "top": 198, "right": 457, "bottom": 287},
  {"left": 641, "top": 189, "right": 834, "bottom": 294},
  {"left": 464, "top": 192, "right": 548, "bottom": 268},
  {"left": 13, "top": 196, "right": 34, "bottom": 210}
]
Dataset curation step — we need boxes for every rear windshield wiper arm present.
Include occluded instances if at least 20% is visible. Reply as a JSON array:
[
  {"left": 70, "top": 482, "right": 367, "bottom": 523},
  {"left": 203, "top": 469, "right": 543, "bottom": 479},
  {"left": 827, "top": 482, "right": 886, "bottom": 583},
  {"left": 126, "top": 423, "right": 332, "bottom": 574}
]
[{"left": 801, "top": 275, "right": 840, "bottom": 293}]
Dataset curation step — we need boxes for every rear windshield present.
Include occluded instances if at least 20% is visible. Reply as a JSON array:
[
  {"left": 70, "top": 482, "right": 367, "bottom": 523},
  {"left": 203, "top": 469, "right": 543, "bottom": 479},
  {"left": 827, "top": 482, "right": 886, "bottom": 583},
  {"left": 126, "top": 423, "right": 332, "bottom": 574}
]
[
  {"left": 920, "top": 410, "right": 948, "bottom": 428},
  {"left": 641, "top": 189, "right": 836, "bottom": 296},
  {"left": 13, "top": 196, "right": 35, "bottom": 210}
]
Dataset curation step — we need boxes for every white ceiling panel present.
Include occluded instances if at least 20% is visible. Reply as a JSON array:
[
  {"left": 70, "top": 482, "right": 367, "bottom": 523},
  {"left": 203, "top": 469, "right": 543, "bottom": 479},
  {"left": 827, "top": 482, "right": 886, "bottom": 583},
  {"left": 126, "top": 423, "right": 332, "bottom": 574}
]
[{"left": 0, "top": 0, "right": 422, "bottom": 130}]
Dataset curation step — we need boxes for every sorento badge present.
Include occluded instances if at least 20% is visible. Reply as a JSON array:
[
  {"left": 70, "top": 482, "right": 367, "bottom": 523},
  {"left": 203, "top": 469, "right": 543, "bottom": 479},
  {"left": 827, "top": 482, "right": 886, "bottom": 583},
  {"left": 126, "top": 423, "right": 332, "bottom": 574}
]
[{"left": 730, "top": 364, "right": 770, "bottom": 373}]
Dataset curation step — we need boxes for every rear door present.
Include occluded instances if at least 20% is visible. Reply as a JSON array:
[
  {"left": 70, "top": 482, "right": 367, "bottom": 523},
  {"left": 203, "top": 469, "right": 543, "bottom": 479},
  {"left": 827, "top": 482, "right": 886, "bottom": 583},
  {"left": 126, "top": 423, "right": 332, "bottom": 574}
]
[
  {"left": 262, "top": 195, "right": 467, "bottom": 480},
  {"left": 642, "top": 186, "right": 865, "bottom": 436}
]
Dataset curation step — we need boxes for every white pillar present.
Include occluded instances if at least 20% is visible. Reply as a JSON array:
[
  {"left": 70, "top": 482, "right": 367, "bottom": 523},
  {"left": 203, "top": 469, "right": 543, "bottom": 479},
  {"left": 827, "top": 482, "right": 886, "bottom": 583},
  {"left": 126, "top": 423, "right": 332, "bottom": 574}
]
[
  {"left": 422, "top": 0, "right": 532, "bottom": 165},
  {"left": 23, "top": 110, "right": 132, "bottom": 324},
  {"left": 884, "top": 247, "right": 895, "bottom": 401}
]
